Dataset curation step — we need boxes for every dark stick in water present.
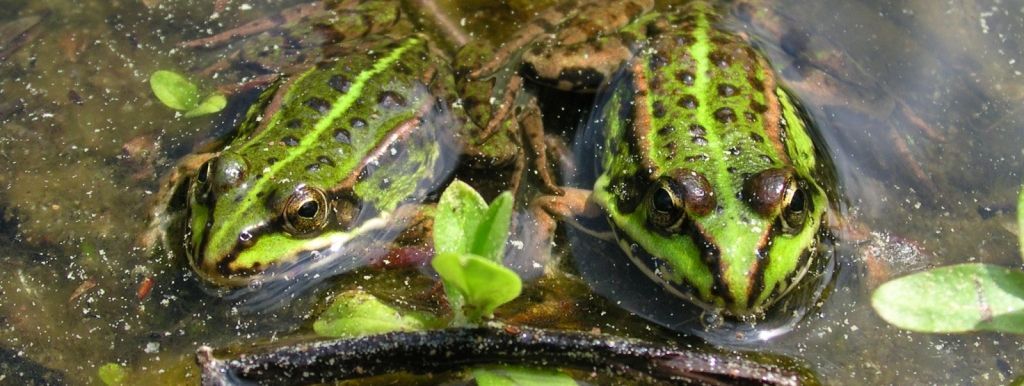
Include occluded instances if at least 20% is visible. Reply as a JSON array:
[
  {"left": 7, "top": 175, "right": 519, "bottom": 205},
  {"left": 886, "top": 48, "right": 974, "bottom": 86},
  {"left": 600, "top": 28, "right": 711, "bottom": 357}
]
[{"left": 197, "top": 325, "right": 806, "bottom": 385}]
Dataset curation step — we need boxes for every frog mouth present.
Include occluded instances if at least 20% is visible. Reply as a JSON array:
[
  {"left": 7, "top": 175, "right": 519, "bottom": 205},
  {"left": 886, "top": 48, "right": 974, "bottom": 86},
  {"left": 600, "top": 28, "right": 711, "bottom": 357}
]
[
  {"left": 609, "top": 216, "right": 829, "bottom": 319},
  {"left": 610, "top": 223, "right": 726, "bottom": 314}
]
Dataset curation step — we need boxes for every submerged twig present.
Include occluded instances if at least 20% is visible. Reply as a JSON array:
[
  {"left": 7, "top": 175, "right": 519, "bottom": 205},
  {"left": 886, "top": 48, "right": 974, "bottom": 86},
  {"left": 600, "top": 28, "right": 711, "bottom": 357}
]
[{"left": 197, "top": 325, "right": 806, "bottom": 385}]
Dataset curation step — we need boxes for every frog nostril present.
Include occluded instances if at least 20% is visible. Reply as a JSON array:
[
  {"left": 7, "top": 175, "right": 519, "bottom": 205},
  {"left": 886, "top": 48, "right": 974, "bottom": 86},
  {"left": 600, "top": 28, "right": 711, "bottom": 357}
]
[{"left": 238, "top": 230, "right": 255, "bottom": 247}]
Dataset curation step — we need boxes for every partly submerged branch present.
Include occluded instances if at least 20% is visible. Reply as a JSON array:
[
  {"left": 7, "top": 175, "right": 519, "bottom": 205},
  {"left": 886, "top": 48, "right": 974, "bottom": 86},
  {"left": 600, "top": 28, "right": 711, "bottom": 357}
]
[{"left": 197, "top": 325, "right": 808, "bottom": 385}]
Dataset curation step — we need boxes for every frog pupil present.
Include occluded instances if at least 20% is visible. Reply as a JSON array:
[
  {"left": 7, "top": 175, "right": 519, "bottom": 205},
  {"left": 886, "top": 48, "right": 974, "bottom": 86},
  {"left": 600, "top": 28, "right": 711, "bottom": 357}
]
[
  {"left": 197, "top": 161, "right": 210, "bottom": 183},
  {"left": 298, "top": 201, "right": 319, "bottom": 218},
  {"left": 653, "top": 187, "right": 675, "bottom": 212}
]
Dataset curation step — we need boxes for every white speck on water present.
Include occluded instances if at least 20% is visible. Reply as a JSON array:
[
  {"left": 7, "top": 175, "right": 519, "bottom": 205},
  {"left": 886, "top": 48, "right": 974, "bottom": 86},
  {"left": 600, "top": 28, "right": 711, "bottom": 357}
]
[
  {"left": 144, "top": 342, "right": 160, "bottom": 354},
  {"left": 979, "top": 11, "right": 993, "bottom": 34}
]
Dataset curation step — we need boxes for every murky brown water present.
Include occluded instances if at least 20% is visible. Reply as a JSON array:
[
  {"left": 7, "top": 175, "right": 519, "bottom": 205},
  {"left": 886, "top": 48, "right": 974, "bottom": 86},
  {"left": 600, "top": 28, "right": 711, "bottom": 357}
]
[{"left": 0, "top": 0, "right": 1021, "bottom": 384}]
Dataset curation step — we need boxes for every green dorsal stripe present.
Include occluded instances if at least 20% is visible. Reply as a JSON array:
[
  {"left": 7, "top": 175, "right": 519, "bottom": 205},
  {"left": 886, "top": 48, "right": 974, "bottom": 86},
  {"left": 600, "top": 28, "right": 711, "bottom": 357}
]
[
  {"left": 689, "top": 8, "right": 742, "bottom": 301},
  {"left": 209, "top": 37, "right": 423, "bottom": 249},
  {"left": 690, "top": 12, "right": 728, "bottom": 207}
]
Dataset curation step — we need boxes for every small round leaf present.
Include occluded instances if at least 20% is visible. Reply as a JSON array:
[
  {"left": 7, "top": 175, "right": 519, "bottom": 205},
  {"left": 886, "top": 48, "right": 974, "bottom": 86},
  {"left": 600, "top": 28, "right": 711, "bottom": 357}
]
[{"left": 149, "top": 70, "right": 200, "bottom": 111}]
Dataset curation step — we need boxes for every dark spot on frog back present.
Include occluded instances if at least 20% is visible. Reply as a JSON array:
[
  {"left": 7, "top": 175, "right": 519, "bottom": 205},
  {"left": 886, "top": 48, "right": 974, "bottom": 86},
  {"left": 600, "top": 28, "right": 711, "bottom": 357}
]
[
  {"left": 652, "top": 101, "right": 666, "bottom": 118},
  {"left": 350, "top": 118, "right": 367, "bottom": 130},
  {"left": 305, "top": 97, "right": 331, "bottom": 115},
  {"left": 709, "top": 51, "right": 731, "bottom": 68},
  {"left": 717, "top": 83, "right": 737, "bottom": 97},
  {"left": 750, "top": 101, "right": 768, "bottom": 114},
  {"left": 676, "top": 71, "right": 695, "bottom": 86},
  {"left": 688, "top": 124, "right": 706, "bottom": 137},
  {"left": 685, "top": 153, "right": 709, "bottom": 163},
  {"left": 748, "top": 76, "right": 764, "bottom": 92},
  {"left": 329, "top": 75, "right": 351, "bottom": 93},
  {"left": 378, "top": 91, "right": 406, "bottom": 109},
  {"left": 678, "top": 95, "right": 698, "bottom": 110},
  {"left": 317, "top": 155, "right": 335, "bottom": 168},
  {"left": 649, "top": 53, "right": 669, "bottom": 70},
  {"left": 714, "top": 107, "right": 736, "bottom": 123},
  {"left": 333, "top": 129, "right": 351, "bottom": 144},
  {"left": 657, "top": 125, "right": 675, "bottom": 136}
]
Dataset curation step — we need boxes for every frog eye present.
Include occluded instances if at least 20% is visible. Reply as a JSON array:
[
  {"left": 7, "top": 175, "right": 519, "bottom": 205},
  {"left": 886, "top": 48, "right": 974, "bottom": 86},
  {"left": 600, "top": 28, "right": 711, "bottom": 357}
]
[
  {"left": 648, "top": 179, "right": 685, "bottom": 231},
  {"left": 646, "top": 171, "right": 715, "bottom": 233},
  {"left": 194, "top": 159, "right": 214, "bottom": 195},
  {"left": 283, "top": 186, "right": 331, "bottom": 237},
  {"left": 778, "top": 183, "right": 809, "bottom": 234}
]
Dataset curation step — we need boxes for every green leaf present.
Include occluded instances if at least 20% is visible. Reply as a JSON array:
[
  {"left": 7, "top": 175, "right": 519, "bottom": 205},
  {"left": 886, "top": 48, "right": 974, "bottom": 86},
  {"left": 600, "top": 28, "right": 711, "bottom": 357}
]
[
  {"left": 149, "top": 70, "right": 200, "bottom": 111},
  {"left": 432, "top": 252, "right": 522, "bottom": 321},
  {"left": 183, "top": 93, "right": 227, "bottom": 118},
  {"left": 434, "top": 180, "right": 488, "bottom": 256},
  {"left": 472, "top": 367, "right": 577, "bottom": 386},
  {"left": 98, "top": 363, "right": 127, "bottom": 386},
  {"left": 471, "top": 191, "right": 514, "bottom": 262},
  {"left": 871, "top": 263, "right": 1024, "bottom": 334},
  {"left": 313, "top": 290, "right": 434, "bottom": 337}
]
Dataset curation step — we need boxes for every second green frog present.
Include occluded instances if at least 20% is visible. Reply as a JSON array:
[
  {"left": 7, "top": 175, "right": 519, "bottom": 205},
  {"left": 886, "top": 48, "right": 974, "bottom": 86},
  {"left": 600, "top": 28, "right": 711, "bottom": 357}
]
[{"left": 472, "top": 0, "right": 838, "bottom": 333}]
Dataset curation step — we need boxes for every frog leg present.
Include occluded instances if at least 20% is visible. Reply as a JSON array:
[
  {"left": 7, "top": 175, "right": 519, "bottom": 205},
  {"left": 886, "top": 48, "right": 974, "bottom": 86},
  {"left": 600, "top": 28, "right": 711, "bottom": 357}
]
[
  {"left": 468, "top": 2, "right": 586, "bottom": 78},
  {"left": 517, "top": 98, "right": 563, "bottom": 195},
  {"left": 456, "top": 71, "right": 561, "bottom": 195},
  {"left": 180, "top": 2, "right": 325, "bottom": 48},
  {"left": 471, "top": 0, "right": 654, "bottom": 80},
  {"left": 477, "top": 75, "right": 524, "bottom": 141},
  {"left": 526, "top": 188, "right": 603, "bottom": 262}
]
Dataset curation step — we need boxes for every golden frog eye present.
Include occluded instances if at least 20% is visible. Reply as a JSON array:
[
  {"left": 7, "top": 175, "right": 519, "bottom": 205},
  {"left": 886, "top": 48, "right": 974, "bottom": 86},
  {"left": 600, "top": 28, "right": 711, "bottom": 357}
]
[
  {"left": 779, "top": 182, "right": 809, "bottom": 235},
  {"left": 283, "top": 186, "right": 331, "bottom": 237},
  {"left": 647, "top": 178, "right": 686, "bottom": 232},
  {"left": 646, "top": 171, "right": 715, "bottom": 234}
]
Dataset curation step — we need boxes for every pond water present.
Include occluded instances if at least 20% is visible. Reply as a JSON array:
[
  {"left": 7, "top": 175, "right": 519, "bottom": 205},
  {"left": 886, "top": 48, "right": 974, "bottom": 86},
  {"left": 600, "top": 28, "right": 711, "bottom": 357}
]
[{"left": 0, "top": 0, "right": 1021, "bottom": 384}]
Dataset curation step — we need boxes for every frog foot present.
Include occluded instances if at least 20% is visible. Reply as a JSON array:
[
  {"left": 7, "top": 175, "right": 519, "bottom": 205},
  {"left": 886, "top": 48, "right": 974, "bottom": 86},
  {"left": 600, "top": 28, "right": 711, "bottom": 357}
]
[
  {"left": 834, "top": 216, "right": 935, "bottom": 289},
  {"left": 525, "top": 188, "right": 602, "bottom": 264},
  {"left": 138, "top": 152, "right": 218, "bottom": 252}
]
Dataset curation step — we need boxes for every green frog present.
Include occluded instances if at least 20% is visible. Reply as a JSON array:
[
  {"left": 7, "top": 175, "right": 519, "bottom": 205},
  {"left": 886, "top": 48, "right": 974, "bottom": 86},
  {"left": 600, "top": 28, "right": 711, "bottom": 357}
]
[
  {"left": 455, "top": 0, "right": 837, "bottom": 333},
  {"left": 148, "top": 0, "right": 552, "bottom": 289}
]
